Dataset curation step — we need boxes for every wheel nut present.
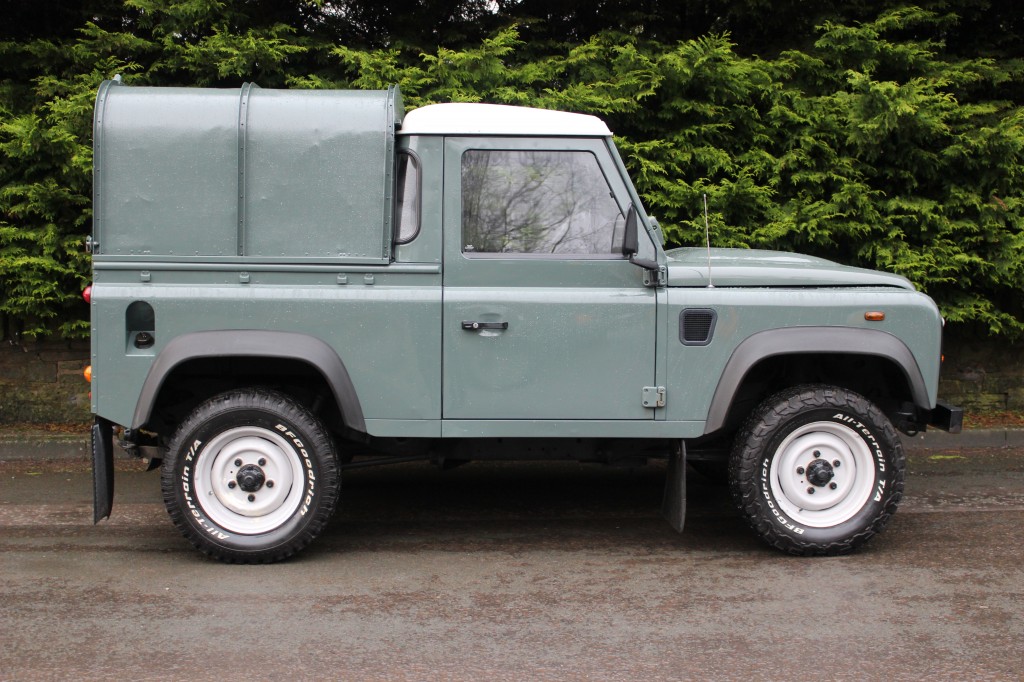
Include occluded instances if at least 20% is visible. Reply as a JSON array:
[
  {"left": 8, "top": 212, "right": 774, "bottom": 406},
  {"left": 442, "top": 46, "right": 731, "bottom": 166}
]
[
  {"left": 227, "top": 481, "right": 236, "bottom": 489},
  {"left": 813, "top": 450, "right": 821, "bottom": 458},
  {"left": 266, "top": 481, "right": 274, "bottom": 488},
  {"left": 247, "top": 494, "right": 255, "bottom": 502},
  {"left": 797, "top": 466, "right": 805, "bottom": 475},
  {"left": 833, "top": 460, "right": 841, "bottom": 467},
  {"left": 830, "top": 482, "right": 838, "bottom": 490},
  {"left": 807, "top": 487, "right": 815, "bottom": 494},
  {"left": 258, "top": 458, "right": 266, "bottom": 466},
  {"left": 234, "top": 458, "right": 242, "bottom": 467}
]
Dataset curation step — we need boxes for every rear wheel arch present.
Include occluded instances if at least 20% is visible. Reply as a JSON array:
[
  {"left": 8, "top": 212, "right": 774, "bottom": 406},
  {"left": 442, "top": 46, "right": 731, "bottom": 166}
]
[{"left": 132, "top": 331, "right": 366, "bottom": 435}]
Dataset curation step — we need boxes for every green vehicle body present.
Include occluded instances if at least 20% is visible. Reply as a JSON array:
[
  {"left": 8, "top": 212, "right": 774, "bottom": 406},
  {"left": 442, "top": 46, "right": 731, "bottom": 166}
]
[{"left": 88, "top": 80, "right": 960, "bottom": 558}]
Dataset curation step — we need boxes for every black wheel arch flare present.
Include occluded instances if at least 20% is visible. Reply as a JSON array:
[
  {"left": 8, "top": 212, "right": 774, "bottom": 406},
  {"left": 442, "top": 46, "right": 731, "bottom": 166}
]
[
  {"left": 704, "top": 327, "right": 931, "bottom": 435},
  {"left": 130, "top": 330, "right": 366, "bottom": 433}
]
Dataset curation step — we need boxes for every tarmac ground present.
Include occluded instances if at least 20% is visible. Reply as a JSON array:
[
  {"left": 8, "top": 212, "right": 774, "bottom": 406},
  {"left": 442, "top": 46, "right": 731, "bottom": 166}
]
[{"left": 1, "top": 435, "right": 1023, "bottom": 680}]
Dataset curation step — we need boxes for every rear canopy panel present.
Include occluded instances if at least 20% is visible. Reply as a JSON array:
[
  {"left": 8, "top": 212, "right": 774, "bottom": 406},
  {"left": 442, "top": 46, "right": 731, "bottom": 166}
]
[{"left": 93, "top": 80, "right": 403, "bottom": 264}]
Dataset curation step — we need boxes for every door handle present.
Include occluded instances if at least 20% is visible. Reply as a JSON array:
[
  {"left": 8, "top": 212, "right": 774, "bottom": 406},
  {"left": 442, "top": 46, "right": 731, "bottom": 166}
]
[{"left": 462, "top": 321, "right": 509, "bottom": 331}]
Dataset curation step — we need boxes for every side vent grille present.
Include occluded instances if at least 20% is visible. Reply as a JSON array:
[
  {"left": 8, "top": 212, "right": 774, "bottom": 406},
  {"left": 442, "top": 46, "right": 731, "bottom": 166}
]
[{"left": 680, "top": 309, "right": 717, "bottom": 346}]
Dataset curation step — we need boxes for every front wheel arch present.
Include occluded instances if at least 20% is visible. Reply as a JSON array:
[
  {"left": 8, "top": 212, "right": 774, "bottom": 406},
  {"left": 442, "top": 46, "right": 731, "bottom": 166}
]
[{"left": 704, "top": 328, "right": 931, "bottom": 435}]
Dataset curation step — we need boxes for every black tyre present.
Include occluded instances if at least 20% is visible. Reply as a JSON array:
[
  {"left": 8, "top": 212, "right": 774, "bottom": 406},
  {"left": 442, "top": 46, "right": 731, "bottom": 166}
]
[
  {"left": 161, "top": 389, "right": 340, "bottom": 563},
  {"left": 728, "top": 385, "right": 904, "bottom": 556}
]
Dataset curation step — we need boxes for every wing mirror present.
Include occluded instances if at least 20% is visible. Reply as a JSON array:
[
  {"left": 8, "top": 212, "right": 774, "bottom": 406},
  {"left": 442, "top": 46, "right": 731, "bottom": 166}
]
[{"left": 622, "top": 204, "right": 659, "bottom": 271}]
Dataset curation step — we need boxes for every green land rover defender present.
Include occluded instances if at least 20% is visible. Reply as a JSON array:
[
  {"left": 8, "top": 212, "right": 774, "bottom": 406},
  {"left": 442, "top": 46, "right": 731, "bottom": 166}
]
[{"left": 87, "top": 79, "right": 961, "bottom": 562}]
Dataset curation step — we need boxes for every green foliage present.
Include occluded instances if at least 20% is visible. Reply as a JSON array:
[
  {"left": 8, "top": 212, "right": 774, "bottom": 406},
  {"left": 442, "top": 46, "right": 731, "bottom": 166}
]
[
  {"left": 1, "top": 2, "right": 1022, "bottom": 339},
  {"left": 0, "top": 60, "right": 99, "bottom": 338}
]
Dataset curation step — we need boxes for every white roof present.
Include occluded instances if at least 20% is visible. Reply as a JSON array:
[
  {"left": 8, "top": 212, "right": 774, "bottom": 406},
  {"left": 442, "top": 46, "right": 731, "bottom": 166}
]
[{"left": 399, "top": 102, "right": 612, "bottom": 137}]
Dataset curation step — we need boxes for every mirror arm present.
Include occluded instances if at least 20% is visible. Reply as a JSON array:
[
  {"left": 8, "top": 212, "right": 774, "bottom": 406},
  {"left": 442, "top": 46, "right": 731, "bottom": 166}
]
[{"left": 629, "top": 254, "right": 660, "bottom": 271}]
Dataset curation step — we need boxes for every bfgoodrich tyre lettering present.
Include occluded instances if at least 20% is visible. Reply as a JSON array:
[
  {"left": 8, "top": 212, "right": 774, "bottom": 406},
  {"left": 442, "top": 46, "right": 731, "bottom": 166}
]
[
  {"left": 729, "top": 385, "right": 905, "bottom": 556},
  {"left": 161, "top": 389, "right": 340, "bottom": 563}
]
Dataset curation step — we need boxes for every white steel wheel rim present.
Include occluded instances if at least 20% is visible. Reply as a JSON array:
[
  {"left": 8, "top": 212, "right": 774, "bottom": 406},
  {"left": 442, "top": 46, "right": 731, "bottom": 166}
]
[
  {"left": 193, "top": 426, "right": 305, "bottom": 535},
  {"left": 769, "top": 421, "right": 877, "bottom": 528}
]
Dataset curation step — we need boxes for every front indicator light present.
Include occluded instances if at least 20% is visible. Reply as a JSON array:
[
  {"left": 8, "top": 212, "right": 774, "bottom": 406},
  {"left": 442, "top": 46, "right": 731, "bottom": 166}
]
[{"left": 84, "top": 365, "right": 92, "bottom": 383}]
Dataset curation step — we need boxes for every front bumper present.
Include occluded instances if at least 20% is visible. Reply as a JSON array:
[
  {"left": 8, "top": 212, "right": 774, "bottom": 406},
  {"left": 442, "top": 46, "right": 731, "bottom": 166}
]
[{"left": 928, "top": 401, "right": 963, "bottom": 434}]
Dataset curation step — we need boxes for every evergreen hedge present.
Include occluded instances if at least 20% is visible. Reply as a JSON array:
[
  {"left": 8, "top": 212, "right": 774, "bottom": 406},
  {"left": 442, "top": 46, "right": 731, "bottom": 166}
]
[{"left": 1, "top": 2, "right": 1021, "bottom": 339}]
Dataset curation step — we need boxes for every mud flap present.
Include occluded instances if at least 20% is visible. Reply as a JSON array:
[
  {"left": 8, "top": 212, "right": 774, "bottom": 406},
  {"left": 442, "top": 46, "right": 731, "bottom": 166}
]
[
  {"left": 92, "top": 417, "right": 114, "bottom": 523},
  {"left": 661, "top": 442, "right": 686, "bottom": 532}
]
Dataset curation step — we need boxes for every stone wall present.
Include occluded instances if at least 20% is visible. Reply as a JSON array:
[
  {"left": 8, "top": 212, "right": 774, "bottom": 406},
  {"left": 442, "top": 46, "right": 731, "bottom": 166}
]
[
  {"left": 0, "top": 339, "right": 91, "bottom": 424},
  {"left": 939, "top": 337, "right": 1024, "bottom": 412},
  {"left": 0, "top": 335, "right": 1019, "bottom": 425}
]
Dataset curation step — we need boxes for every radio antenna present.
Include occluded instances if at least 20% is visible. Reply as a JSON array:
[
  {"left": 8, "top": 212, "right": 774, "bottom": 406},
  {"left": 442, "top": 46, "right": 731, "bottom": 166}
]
[{"left": 703, "top": 193, "right": 714, "bottom": 288}]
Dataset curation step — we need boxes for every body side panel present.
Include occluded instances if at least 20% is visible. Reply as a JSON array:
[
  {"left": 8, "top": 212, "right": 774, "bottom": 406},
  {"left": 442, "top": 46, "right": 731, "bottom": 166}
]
[
  {"left": 663, "top": 287, "right": 943, "bottom": 428},
  {"left": 90, "top": 267, "right": 442, "bottom": 432}
]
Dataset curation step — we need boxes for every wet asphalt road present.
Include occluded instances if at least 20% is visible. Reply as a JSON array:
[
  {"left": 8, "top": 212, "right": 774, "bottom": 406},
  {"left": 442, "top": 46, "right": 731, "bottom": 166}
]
[{"left": 1, "top": 448, "right": 1023, "bottom": 681}]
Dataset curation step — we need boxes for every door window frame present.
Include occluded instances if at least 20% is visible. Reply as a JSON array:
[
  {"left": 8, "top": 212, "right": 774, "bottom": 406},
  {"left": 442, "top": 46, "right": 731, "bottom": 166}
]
[{"left": 459, "top": 147, "right": 626, "bottom": 259}]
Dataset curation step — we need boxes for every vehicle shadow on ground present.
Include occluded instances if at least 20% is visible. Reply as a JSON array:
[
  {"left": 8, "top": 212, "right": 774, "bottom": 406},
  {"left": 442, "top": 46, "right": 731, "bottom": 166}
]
[{"left": 312, "top": 460, "right": 758, "bottom": 556}]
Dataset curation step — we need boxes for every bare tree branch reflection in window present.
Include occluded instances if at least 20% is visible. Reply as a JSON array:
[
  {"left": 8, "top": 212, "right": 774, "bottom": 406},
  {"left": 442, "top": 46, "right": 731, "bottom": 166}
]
[{"left": 462, "top": 150, "right": 624, "bottom": 255}]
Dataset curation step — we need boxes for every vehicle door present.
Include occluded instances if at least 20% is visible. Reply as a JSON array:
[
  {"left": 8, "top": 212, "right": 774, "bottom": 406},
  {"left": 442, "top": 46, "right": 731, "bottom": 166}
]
[{"left": 441, "top": 136, "right": 657, "bottom": 421}]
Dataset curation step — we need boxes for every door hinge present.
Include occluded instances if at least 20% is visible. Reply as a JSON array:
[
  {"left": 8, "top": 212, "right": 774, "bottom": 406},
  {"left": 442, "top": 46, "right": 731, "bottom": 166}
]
[
  {"left": 643, "top": 265, "right": 667, "bottom": 287},
  {"left": 642, "top": 386, "right": 666, "bottom": 408}
]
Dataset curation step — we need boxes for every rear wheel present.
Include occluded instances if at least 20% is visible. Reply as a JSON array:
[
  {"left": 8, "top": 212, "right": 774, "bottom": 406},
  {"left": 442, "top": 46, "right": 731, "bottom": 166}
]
[
  {"left": 729, "top": 385, "right": 904, "bottom": 555},
  {"left": 161, "top": 389, "right": 339, "bottom": 563}
]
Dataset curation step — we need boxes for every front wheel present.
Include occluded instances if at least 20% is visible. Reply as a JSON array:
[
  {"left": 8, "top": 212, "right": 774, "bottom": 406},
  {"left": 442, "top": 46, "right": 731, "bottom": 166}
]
[
  {"left": 161, "top": 389, "right": 340, "bottom": 563},
  {"left": 729, "top": 385, "right": 905, "bottom": 556}
]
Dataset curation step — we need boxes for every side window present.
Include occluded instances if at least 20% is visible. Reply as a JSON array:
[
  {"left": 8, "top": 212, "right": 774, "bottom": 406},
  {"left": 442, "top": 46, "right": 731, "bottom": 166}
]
[
  {"left": 395, "top": 151, "right": 421, "bottom": 244},
  {"left": 461, "top": 149, "right": 624, "bottom": 256}
]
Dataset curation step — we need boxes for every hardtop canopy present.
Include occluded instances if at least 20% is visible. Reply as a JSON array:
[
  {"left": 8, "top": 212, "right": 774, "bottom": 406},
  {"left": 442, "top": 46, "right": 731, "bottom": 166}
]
[{"left": 93, "top": 80, "right": 404, "bottom": 263}]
